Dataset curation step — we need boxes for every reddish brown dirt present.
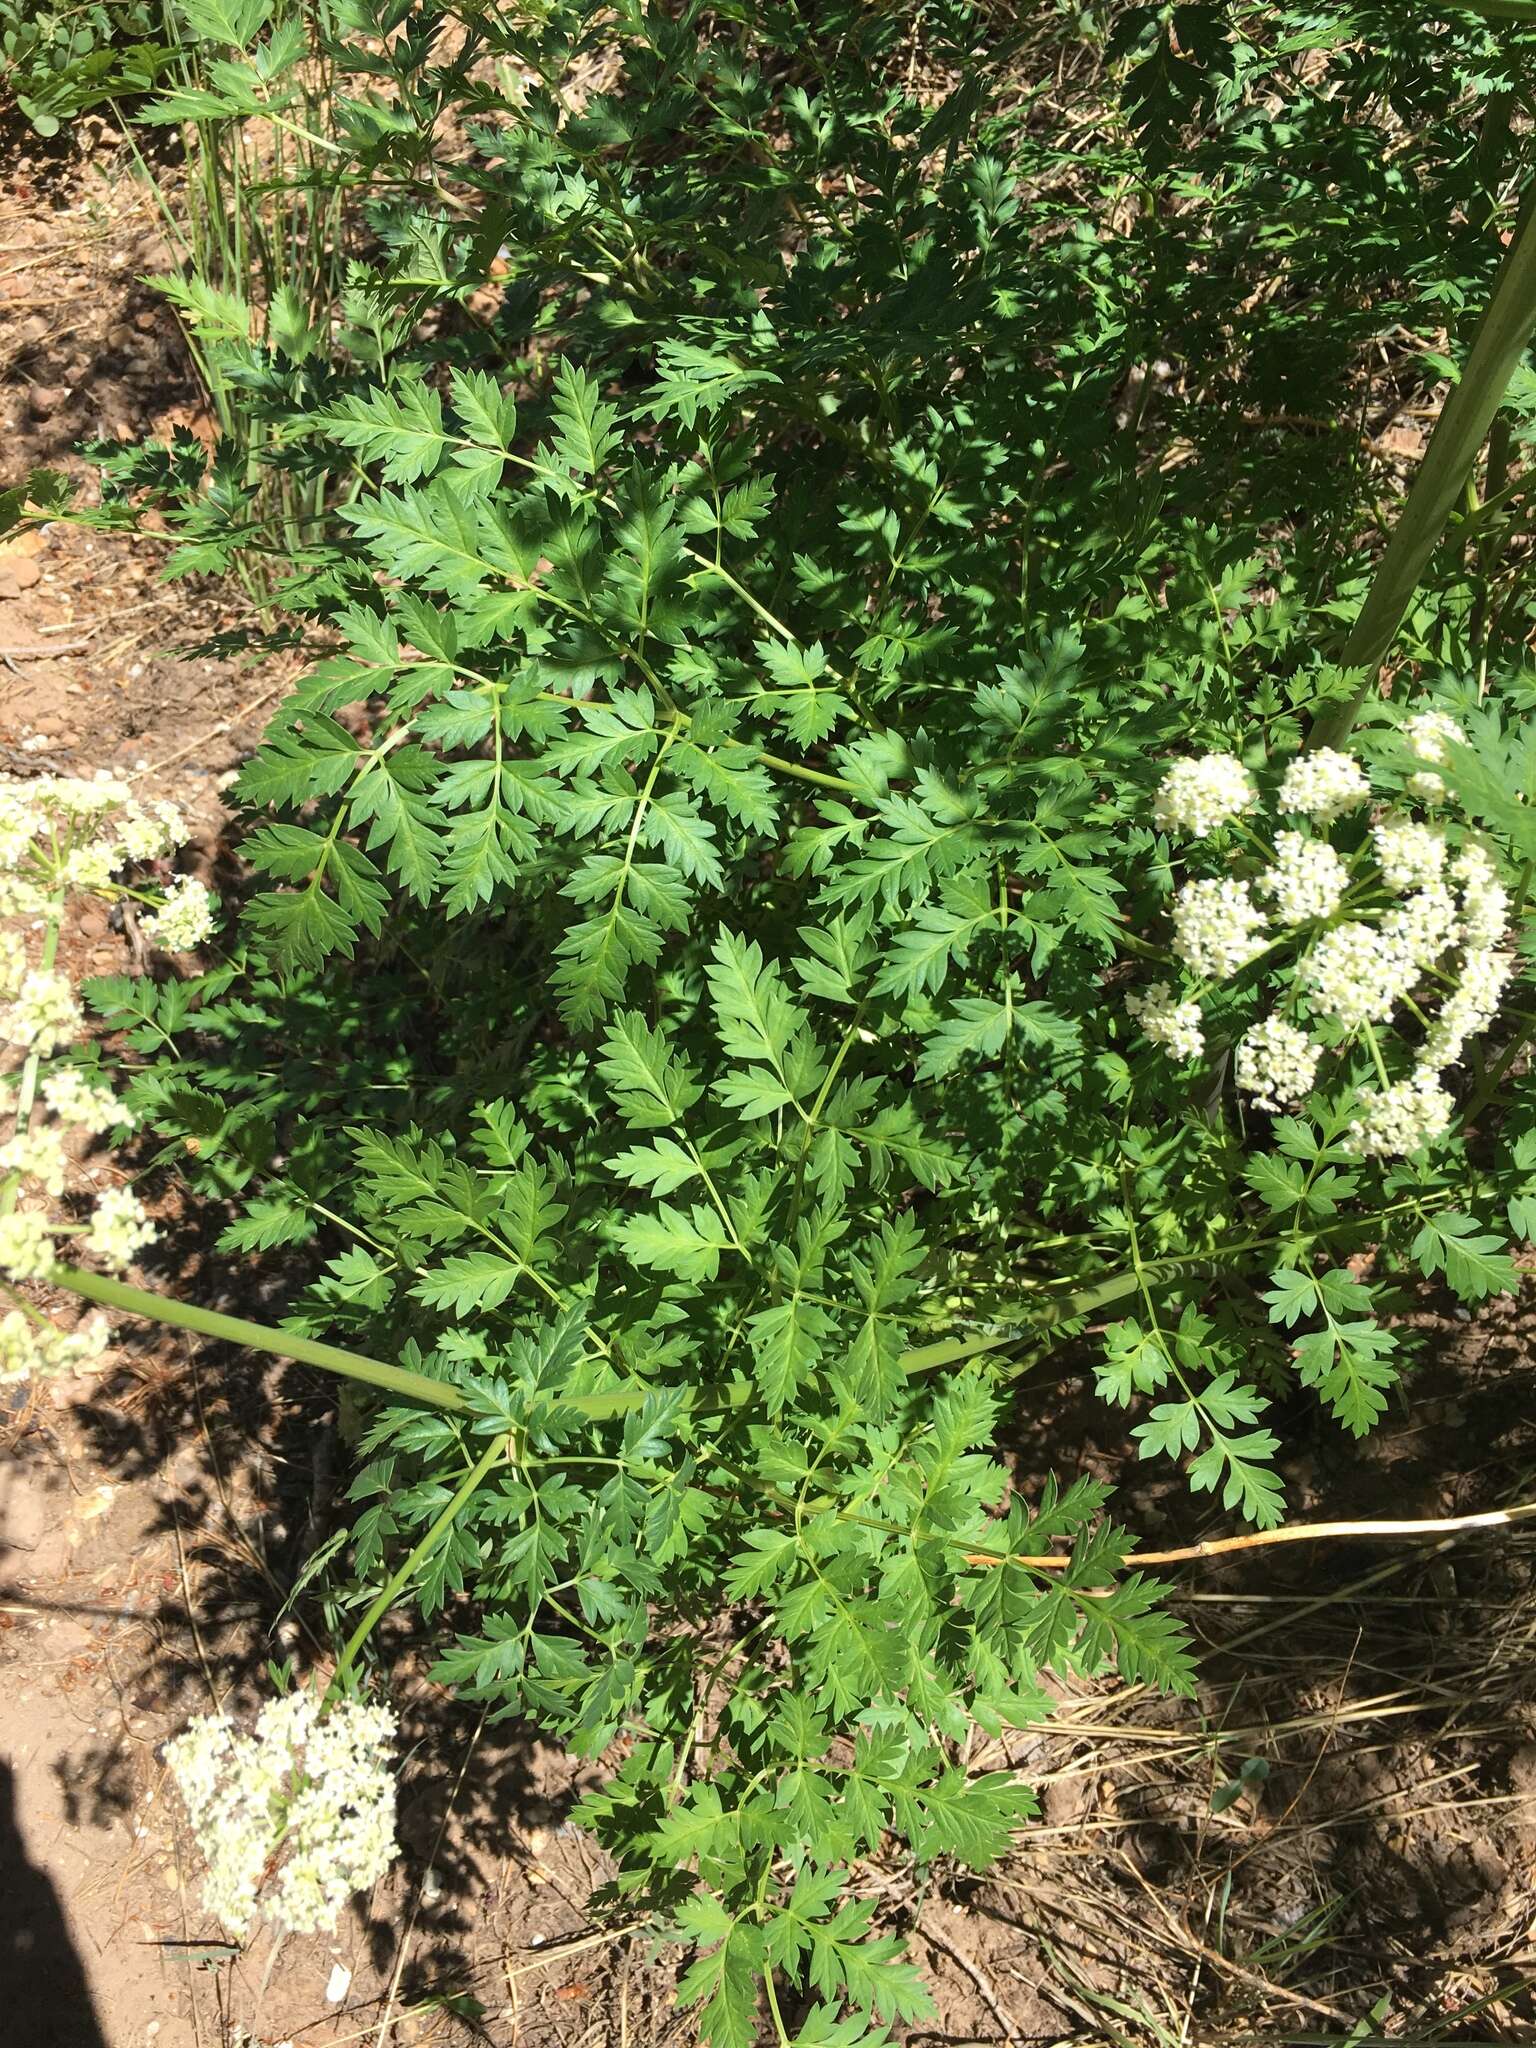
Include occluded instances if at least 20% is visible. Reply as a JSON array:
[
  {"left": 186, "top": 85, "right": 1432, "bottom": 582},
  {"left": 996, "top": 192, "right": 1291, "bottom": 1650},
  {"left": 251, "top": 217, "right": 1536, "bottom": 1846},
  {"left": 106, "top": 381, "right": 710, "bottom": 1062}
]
[{"left": 1, "top": 123, "right": 1535, "bottom": 2048}]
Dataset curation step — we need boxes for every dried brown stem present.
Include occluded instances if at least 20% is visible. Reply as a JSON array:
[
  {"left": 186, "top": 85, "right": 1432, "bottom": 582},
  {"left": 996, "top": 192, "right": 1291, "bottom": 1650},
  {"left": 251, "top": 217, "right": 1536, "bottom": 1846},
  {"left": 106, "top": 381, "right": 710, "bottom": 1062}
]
[{"left": 963, "top": 1500, "right": 1536, "bottom": 1572}]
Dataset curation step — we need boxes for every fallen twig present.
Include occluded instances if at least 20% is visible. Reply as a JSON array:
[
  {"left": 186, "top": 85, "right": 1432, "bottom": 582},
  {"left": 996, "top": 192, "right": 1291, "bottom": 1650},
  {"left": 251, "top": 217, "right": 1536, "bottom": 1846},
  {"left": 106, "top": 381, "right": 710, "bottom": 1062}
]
[{"left": 963, "top": 1499, "right": 1536, "bottom": 1572}]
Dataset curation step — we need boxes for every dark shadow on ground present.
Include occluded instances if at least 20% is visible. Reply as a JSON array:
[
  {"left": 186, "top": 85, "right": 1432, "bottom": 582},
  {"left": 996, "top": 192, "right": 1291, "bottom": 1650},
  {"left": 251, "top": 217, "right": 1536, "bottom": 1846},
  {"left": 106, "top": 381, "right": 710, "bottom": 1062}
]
[{"left": 0, "top": 1758, "right": 109, "bottom": 2046}]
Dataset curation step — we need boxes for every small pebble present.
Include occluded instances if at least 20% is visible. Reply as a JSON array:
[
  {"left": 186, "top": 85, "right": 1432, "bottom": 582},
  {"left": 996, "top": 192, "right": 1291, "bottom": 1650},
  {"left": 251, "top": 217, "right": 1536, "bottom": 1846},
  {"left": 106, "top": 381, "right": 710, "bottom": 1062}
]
[{"left": 0, "top": 559, "right": 42, "bottom": 598}]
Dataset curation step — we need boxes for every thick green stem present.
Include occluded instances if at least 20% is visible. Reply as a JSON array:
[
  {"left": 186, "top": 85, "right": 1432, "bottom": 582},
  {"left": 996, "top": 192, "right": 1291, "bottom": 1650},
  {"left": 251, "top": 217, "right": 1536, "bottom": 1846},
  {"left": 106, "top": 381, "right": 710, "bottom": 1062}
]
[
  {"left": 47, "top": 1258, "right": 1143, "bottom": 1426},
  {"left": 326, "top": 1430, "right": 511, "bottom": 1701},
  {"left": 49, "top": 1264, "right": 469, "bottom": 1412},
  {"left": 1313, "top": 180, "right": 1536, "bottom": 749}
]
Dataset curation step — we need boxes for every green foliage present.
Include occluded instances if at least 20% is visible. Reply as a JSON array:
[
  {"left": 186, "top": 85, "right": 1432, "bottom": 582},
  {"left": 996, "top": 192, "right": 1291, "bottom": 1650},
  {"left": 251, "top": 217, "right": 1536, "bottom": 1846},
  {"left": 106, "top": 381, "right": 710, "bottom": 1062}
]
[
  {"left": 0, "top": 0, "right": 170, "bottom": 134},
  {"left": 50, "top": 0, "right": 1536, "bottom": 2035}
]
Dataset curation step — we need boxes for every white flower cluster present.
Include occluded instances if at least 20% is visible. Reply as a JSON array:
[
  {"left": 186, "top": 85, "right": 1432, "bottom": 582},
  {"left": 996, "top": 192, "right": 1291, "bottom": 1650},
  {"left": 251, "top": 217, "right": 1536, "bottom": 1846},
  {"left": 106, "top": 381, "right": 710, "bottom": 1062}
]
[
  {"left": 83, "top": 1186, "right": 157, "bottom": 1270},
  {"left": 0, "top": 1126, "right": 67, "bottom": 1198},
  {"left": 1371, "top": 812, "right": 1446, "bottom": 893},
  {"left": 1276, "top": 748, "right": 1370, "bottom": 826},
  {"left": 0, "top": 931, "right": 23, "bottom": 999},
  {"left": 143, "top": 875, "right": 217, "bottom": 954},
  {"left": 1152, "top": 754, "right": 1256, "bottom": 836},
  {"left": 1234, "top": 1015, "right": 1322, "bottom": 1114},
  {"left": 42, "top": 1067, "right": 134, "bottom": 1135},
  {"left": 0, "top": 773, "right": 188, "bottom": 920},
  {"left": 1346, "top": 1070, "right": 1456, "bottom": 1160},
  {"left": 1404, "top": 708, "right": 1465, "bottom": 803},
  {"left": 1131, "top": 719, "right": 1526, "bottom": 1158},
  {"left": 0, "top": 764, "right": 212, "bottom": 974},
  {"left": 0, "top": 776, "right": 201, "bottom": 1387},
  {"left": 0, "top": 1210, "right": 57, "bottom": 1282},
  {"left": 1455, "top": 841, "right": 1507, "bottom": 948},
  {"left": 5, "top": 969, "right": 82, "bottom": 1057},
  {"left": 1171, "top": 877, "right": 1268, "bottom": 979},
  {"left": 0, "top": 1307, "right": 109, "bottom": 1385},
  {"left": 1425, "top": 944, "right": 1515, "bottom": 1071},
  {"left": 0, "top": 1074, "right": 149, "bottom": 1329},
  {"left": 1125, "top": 982, "right": 1204, "bottom": 1062},
  {"left": 165, "top": 1694, "right": 399, "bottom": 1936},
  {"left": 1300, "top": 918, "right": 1417, "bottom": 1030},
  {"left": 1257, "top": 831, "right": 1347, "bottom": 926}
]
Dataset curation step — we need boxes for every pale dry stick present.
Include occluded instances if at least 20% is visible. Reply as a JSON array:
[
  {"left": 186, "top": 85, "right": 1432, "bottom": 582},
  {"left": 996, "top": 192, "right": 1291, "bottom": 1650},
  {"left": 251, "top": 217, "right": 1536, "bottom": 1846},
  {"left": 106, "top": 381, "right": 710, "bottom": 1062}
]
[
  {"left": 170, "top": 1496, "right": 222, "bottom": 1712},
  {"left": 1114, "top": 1851, "right": 1360, "bottom": 2028},
  {"left": 501, "top": 1921, "right": 646, "bottom": 1984},
  {"left": 988, "top": 1865, "right": 1190, "bottom": 1996},
  {"left": 132, "top": 672, "right": 293, "bottom": 782},
  {"left": 372, "top": 1705, "right": 489, "bottom": 2048},
  {"left": 1273, "top": 1776, "right": 1523, "bottom": 1846},
  {"left": 919, "top": 1911, "right": 1024, "bottom": 2045},
  {"left": 966, "top": 1498, "right": 1536, "bottom": 1572},
  {"left": 0, "top": 236, "right": 119, "bottom": 279},
  {"left": 1191, "top": 1632, "right": 1363, "bottom": 1912},
  {"left": 1045, "top": 1689, "right": 1436, "bottom": 1746},
  {"left": 0, "top": 640, "right": 93, "bottom": 660},
  {"left": 1178, "top": 1884, "right": 1212, "bottom": 2048},
  {"left": 252, "top": 1928, "right": 288, "bottom": 2039},
  {"left": 504, "top": 1945, "right": 520, "bottom": 2041}
]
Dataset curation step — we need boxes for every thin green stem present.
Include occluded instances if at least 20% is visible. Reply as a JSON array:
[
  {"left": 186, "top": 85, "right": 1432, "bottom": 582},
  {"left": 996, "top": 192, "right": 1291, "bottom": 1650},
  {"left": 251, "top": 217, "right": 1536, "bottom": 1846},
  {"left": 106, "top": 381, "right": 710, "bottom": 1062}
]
[
  {"left": 326, "top": 1430, "right": 511, "bottom": 1700},
  {"left": 1360, "top": 1018, "right": 1393, "bottom": 1091}
]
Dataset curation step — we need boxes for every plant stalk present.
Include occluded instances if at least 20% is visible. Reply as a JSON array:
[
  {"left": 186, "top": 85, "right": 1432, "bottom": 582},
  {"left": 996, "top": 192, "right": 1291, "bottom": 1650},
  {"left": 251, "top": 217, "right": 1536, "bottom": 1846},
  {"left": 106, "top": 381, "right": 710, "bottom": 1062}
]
[
  {"left": 325, "top": 1429, "right": 511, "bottom": 1700},
  {"left": 46, "top": 1262, "right": 1140, "bottom": 1422},
  {"left": 1313, "top": 177, "right": 1536, "bottom": 748},
  {"left": 49, "top": 1264, "right": 469, "bottom": 1412}
]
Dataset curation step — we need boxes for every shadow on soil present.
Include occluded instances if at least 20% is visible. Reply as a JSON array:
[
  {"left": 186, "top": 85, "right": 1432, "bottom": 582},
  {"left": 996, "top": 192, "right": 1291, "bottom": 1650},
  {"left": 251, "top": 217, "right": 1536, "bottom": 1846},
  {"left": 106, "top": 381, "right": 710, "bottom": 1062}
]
[{"left": 0, "top": 1758, "right": 111, "bottom": 2047}]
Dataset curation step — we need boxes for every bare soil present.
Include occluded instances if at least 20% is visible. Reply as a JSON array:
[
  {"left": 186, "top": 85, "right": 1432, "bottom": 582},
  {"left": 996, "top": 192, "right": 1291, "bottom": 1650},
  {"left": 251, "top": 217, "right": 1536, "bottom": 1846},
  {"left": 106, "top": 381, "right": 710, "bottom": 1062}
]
[{"left": 1, "top": 125, "right": 1534, "bottom": 2048}]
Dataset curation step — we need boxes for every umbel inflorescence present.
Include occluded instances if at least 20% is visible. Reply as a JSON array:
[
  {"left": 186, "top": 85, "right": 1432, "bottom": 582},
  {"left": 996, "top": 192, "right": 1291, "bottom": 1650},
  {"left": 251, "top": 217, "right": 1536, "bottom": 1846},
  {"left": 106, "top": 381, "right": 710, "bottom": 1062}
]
[
  {"left": 165, "top": 1693, "right": 399, "bottom": 1935},
  {"left": 1132, "top": 713, "right": 1517, "bottom": 1158},
  {"left": 0, "top": 771, "right": 218, "bottom": 1377}
]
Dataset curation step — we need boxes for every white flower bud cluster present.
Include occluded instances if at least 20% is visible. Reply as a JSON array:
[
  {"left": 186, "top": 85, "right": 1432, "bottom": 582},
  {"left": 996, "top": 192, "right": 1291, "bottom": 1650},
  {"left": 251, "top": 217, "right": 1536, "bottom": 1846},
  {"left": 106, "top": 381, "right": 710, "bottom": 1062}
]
[
  {"left": 0, "top": 777, "right": 210, "bottom": 1389},
  {"left": 1453, "top": 841, "right": 1507, "bottom": 949},
  {"left": 1404, "top": 708, "right": 1466, "bottom": 803},
  {"left": 42, "top": 1067, "right": 134, "bottom": 1135},
  {"left": 1131, "top": 726, "right": 1526, "bottom": 1156},
  {"left": 1371, "top": 813, "right": 1446, "bottom": 894},
  {"left": 0, "top": 771, "right": 195, "bottom": 929},
  {"left": 5, "top": 970, "right": 83, "bottom": 1057},
  {"left": 0, "top": 1210, "right": 56, "bottom": 1281},
  {"left": 1345, "top": 1069, "right": 1456, "bottom": 1159},
  {"left": 0, "top": 1072, "right": 148, "bottom": 1363},
  {"left": 1424, "top": 947, "right": 1516, "bottom": 1070},
  {"left": 0, "top": 1307, "right": 109, "bottom": 1385},
  {"left": 1125, "top": 982, "right": 1204, "bottom": 1062},
  {"left": 1257, "top": 831, "right": 1347, "bottom": 926},
  {"left": 0, "top": 931, "right": 24, "bottom": 1000},
  {"left": 1298, "top": 920, "right": 1411, "bottom": 1030},
  {"left": 83, "top": 1186, "right": 157, "bottom": 1270},
  {"left": 143, "top": 875, "right": 217, "bottom": 954},
  {"left": 1170, "top": 877, "right": 1268, "bottom": 980},
  {"left": 1379, "top": 880, "right": 1459, "bottom": 972},
  {"left": 0, "top": 1126, "right": 67, "bottom": 1197},
  {"left": 1276, "top": 748, "right": 1370, "bottom": 826},
  {"left": 165, "top": 1694, "right": 399, "bottom": 1937},
  {"left": 1235, "top": 1015, "right": 1322, "bottom": 1113},
  {"left": 1152, "top": 754, "right": 1256, "bottom": 836}
]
